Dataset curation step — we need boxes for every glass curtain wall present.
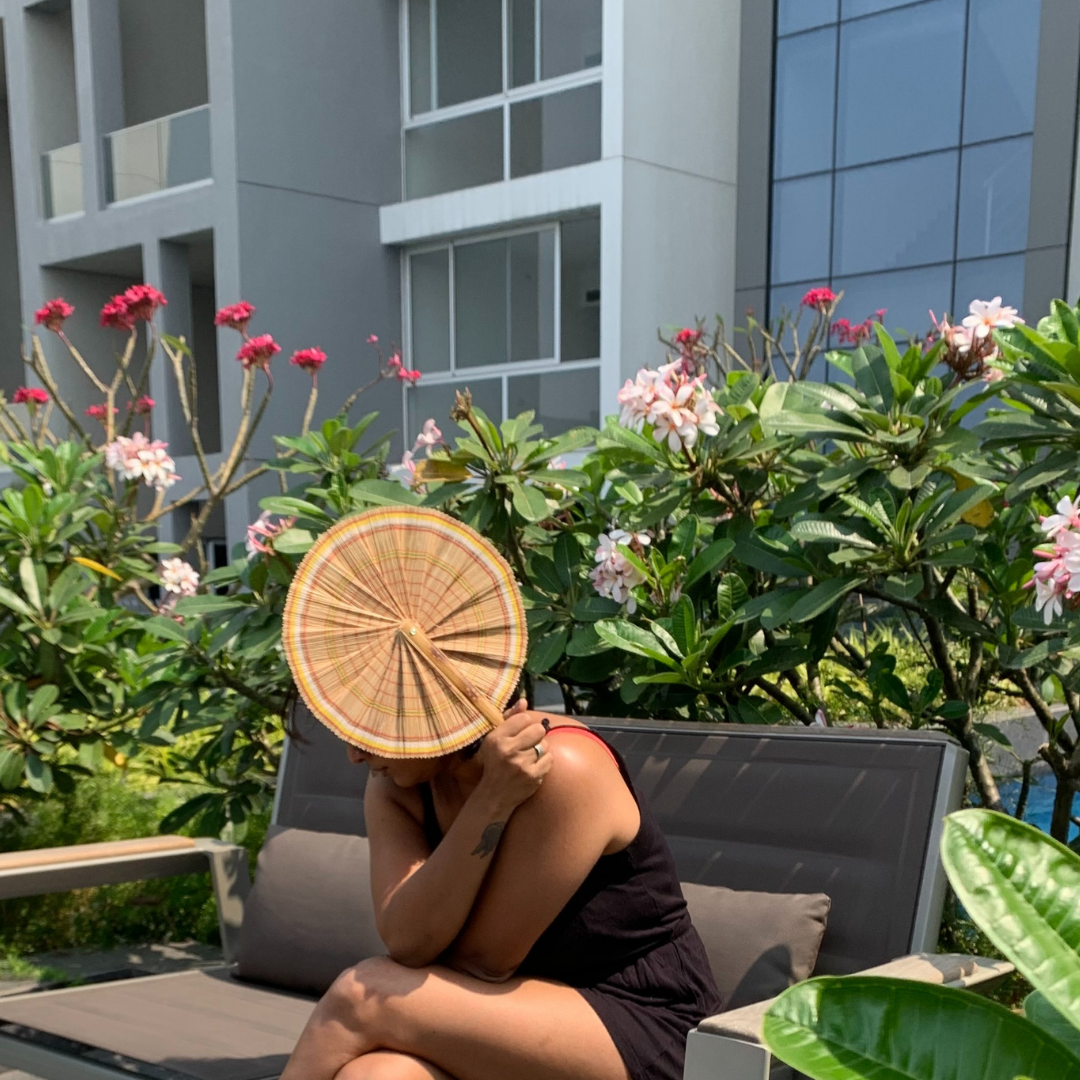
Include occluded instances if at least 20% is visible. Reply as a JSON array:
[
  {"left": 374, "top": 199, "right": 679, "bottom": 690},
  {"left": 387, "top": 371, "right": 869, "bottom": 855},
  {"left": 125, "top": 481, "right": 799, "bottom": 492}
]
[
  {"left": 770, "top": 0, "right": 1042, "bottom": 340},
  {"left": 404, "top": 0, "right": 602, "bottom": 199}
]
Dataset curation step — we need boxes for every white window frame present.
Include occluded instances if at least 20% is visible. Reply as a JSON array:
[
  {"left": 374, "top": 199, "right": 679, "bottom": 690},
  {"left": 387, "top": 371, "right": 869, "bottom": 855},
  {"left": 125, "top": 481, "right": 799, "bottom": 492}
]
[
  {"left": 401, "top": 216, "right": 601, "bottom": 432},
  {"left": 399, "top": 0, "right": 603, "bottom": 198}
]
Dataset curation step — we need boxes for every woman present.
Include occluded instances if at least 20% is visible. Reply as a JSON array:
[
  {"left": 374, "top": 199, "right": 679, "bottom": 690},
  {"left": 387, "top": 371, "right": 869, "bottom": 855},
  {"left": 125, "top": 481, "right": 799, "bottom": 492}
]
[{"left": 282, "top": 701, "right": 722, "bottom": 1080}]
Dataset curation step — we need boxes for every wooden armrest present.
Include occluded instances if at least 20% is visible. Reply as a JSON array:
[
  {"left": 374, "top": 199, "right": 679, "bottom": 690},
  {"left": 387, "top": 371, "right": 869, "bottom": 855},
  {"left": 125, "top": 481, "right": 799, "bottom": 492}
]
[
  {"left": 0, "top": 835, "right": 252, "bottom": 963},
  {"left": 696, "top": 953, "right": 1015, "bottom": 1046},
  {"left": 0, "top": 835, "right": 197, "bottom": 872}
]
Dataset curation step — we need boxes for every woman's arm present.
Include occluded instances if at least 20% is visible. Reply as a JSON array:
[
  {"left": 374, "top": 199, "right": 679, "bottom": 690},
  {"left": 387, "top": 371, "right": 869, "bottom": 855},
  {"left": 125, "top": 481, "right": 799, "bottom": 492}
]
[
  {"left": 367, "top": 708, "right": 551, "bottom": 968},
  {"left": 446, "top": 725, "right": 640, "bottom": 982}
]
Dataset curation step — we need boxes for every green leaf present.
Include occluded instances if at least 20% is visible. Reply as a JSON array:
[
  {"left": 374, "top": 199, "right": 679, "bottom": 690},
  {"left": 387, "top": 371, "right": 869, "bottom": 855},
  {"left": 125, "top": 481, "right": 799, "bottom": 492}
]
[
  {"left": 528, "top": 627, "right": 568, "bottom": 675},
  {"left": 553, "top": 532, "right": 579, "bottom": 589},
  {"left": 257, "top": 496, "right": 333, "bottom": 521},
  {"left": 25, "top": 754, "right": 53, "bottom": 794},
  {"left": 594, "top": 620, "right": 680, "bottom": 668},
  {"left": 0, "top": 749, "right": 24, "bottom": 789},
  {"left": 941, "top": 809, "right": 1080, "bottom": 1033},
  {"left": 142, "top": 615, "right": 191, "bottom": 644},
  {"left": 0, "top": 586, "right": 35, "bottom": 618},
  {"left": 570, "top": 596, "right": 623, "bottom": 622},
  {"left": 715, "top": 573, "right": 748, "bottom": 621},
  {"left": 347, "top": 480, "right": 422, "bottom": 507},
  {"left": 1025, "top": 991, "right": 1080, "bottom": 1060},
  {"left": 974, "top": 722, "right": 1013, "bottom": 748},
  {"left": 737, "top": 587, "right": 811, "bottom": 629},
  {"left": 19, "top": 557, "right": 42, "bottom": 613},
  {"left": 789, "top": 518, "right": 877, "bottom": 549},
  {"left": 786, "top": 578, "right": 861, "bottom": 624},
  {"left": 670, "top": 596, "right": 697, "bottom": 656},
  {"left": 512, "top": 483, "right": 551, "bottom": 523},
  {"left": 851, "top": 345, "right": 894, "bottom": 410},
  {"left": 27, "top": 684, "right": 59, "bottom": 725},
  {"left": 684, "top": 539, "right": 735, "bottom": 588},
  {"left": 173, "top": 595, "right": 247, "bottom": 616},
  {"left": 272, "top": 528, "right": 314, "bottom": 555},
  {"left": 763, "top": 975, "right": 1080, "bottom": 1080}
]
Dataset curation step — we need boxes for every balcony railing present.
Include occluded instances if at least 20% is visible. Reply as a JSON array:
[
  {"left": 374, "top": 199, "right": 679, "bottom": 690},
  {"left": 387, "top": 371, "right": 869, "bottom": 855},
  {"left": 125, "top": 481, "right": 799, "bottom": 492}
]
[
  {"left": 41, "top": 142, "right": 83, "bottom": 218},
  {"left": 104, "top": 105, "right": 211, "bottom": 204}
]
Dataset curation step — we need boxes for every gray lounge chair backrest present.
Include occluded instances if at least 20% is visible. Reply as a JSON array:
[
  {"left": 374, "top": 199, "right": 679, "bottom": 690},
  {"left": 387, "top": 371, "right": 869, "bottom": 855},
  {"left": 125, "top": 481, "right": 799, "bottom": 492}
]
[{"left": 274, "top": 709, "right": 967, "bottom": 975}]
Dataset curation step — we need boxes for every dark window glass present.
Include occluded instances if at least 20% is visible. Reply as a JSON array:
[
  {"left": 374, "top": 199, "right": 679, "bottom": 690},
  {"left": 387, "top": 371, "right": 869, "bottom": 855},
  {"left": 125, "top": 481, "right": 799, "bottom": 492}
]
[
  {"left": 833, "top": 263, "right": 954, "bottom": 340},
  {"left": 836, "top": 0, "right": 964, "bottom": 168},
  {"left": 509, "top": 0, "right": 536, "bottom": 87},
  {"left": 954, "top": 254, "right": 1025, "bottom": 320},
  {"left": 773, "top": 27, "right": 837, "bottom": 179},
  {"left": 540, "top": 0, "right": 602, "bottom": 79},
  {"left": 957, "top": 137, "right": 1032, "bottom": 259},
  {"left": 508, "top": 367, "right": 600, "bottom": 434},
  {"left": 560, "top": 214, "right": 601, "bottom": 361},
  {"left": 405, "top": 109, "right": 503, "bottom": 198},
  {"left": 410, "top": 249, "right": 451, "bottom": 372},
  {"left": 771, "top": 174, "right": 832, "bottom": 284},
  {"left": 409, "top": 0, "right": 433, "bottom": 115},
  {"left": 510, "top": 83, "right": 601, "bottom": 178},
  {"left": 832, "top": 151, "right": 958, "bottom": 276},
  {"left": 409, "top": 378, "right": 503, "bottom": 431},
  {"left": 777, "top": 0, "right": 838, "bottom": 35},
  {"left": 963, "top": 0, "right": 1041, "bottom": 143},
  {"left": 769, "top": 280, "right": 823, "bottom": 322},
  {"left": 434, "top": 0, "right": 503, "bottom": 108}
]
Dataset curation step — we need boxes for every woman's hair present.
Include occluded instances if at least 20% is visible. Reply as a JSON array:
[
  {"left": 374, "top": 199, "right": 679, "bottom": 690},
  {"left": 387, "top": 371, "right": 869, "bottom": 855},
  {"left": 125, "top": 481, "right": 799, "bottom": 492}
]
[{"left": 459, "top": 735, "right": 486, "bottom": 760}]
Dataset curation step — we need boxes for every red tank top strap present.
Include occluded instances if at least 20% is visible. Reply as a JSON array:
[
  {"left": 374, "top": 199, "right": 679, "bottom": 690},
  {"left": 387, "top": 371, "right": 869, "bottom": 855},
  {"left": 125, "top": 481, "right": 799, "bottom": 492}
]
[{"left": 545, "top": 724, "right": 621, "bottom": 769}]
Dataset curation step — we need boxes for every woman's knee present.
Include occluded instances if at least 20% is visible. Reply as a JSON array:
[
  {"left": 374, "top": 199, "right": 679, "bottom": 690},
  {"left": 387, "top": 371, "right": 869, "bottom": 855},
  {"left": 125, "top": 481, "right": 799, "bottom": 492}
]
[
  {"left": 322, "top": 956, "right": 423, "bottom": 1037},
  {"left": 336, "top": 1051, "right": 442, "bottom": 1080}
]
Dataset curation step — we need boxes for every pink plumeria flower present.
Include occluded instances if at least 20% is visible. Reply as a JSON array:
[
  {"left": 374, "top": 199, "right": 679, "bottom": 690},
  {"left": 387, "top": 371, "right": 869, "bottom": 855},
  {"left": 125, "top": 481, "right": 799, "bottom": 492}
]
[
  {"left": 390, "top": 450, "right": 417, "bottom": 487},
  {"left": 962, "top": 297, "right": 1023, "bottom": 340},
  {"left": 1040, "top": 496, "right": 1080, "bottom": 537},
  {"left": 104, "top": 432, "right": 179, "bottom": 491},
  {"left": 245, "top": 511, "right": 296, "bottom": 557},
  {"left": 160, "top": 558, "right": 199, "bottom": 597},
  {"left": 413, "top": 419, "right": 443, "bottom": 453}
]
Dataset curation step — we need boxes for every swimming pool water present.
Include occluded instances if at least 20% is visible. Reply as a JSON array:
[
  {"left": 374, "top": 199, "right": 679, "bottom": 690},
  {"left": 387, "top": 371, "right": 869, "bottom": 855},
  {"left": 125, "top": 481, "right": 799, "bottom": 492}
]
[{"left": 995, "top": 772, "right": 1079, "bottom": 843}]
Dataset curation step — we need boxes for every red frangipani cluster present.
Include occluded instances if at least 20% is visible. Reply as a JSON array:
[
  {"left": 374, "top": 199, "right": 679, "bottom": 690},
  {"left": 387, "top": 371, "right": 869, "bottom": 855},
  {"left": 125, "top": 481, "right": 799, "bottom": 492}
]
[
  {"left": 214, "top": 301, "right": 256, "bottom": 332},
  {"left": 100, "top": 285, "right": 167, "bottom": 330},
  {"left": 236, "top": 333, "right": 281, "bottom": 372},
  {"left": 801, "top": 287, "right": 837, "bottom": 311},
  {"left": 127, "top": 396, "right": 155, "bottom": 415},
  {"left": 832, "top": 310, "right": 886, "bottom": 346},
  {"left": 13, "top": 387, "right": 49, "bottom": 407},
  {"left": 85, "top": 403, "right": 118, "bottom": 421},
  {"left": 34, "top": 298, "right": 74, "bottom": 332},
  {"left": 289, "top": 347, "right": 327, "bottom": 375},
  {"left": 387, "top": 351, "right": 421, "bottom": 384}
]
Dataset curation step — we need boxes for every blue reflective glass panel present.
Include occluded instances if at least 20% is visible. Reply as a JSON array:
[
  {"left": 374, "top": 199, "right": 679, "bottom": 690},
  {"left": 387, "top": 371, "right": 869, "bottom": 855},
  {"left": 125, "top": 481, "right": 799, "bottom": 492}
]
[
  {"left": 773, "top": 27, "right": 837, "bottom": 179},
  {"left": 832, "top": 152, "right": 957, "bottom": 276},
  {"left": 836, "top": 0, "right": 964, "bottom": 168},
  {"left": 963, "top": 0, "right": 1041, "bottom": 143},
  {"left": 833, "top": 263, "right": 954, "bottom": 341},
  {"left": 771, "top": 174, "right": 832, "bottom": 285},
  {"left": 777, "top": 0, "right": 838, "bottom": 35},
  {"left": 953, "top": 255, "right": 1025, "bottom": 321},
  {"left": 841, "top": 0, "right": 922, "bottom": 17},
  {"left": 769, "top": 280, "right": 822, "bottom": 322},
  {"left": 957, "top": 137, "right": 1032, "bottom": 259}
]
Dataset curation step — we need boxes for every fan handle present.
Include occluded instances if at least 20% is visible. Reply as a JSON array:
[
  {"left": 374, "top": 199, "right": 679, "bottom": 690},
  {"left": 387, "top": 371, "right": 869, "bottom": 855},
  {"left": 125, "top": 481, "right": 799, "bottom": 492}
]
[{"left": 401, "top": 623, "right": 507, "bottom": 729}]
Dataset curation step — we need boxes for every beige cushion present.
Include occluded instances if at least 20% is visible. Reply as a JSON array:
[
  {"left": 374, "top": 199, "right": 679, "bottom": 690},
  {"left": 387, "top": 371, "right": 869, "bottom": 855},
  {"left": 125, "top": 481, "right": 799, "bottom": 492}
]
[
  {"left": 682, "top": 882, "right": 830, "bottom": 1010},
  {"left": 236, "top": 828, "right": 385, "bottom": 995}
]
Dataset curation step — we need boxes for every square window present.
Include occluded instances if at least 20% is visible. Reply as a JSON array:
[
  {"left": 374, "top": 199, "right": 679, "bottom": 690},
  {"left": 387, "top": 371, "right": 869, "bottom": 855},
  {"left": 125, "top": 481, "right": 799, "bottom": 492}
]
[
  {"left": 409, "top": 377, "right": 504, "bottom": 434},
  {"left": 832, "top": 151, "right": 958, "bottom": 277},
  {"left": 405, "top": 109, "right": 504, "bottom": 199},
  {"left": 539, "top": 0, "right": 602, "bottom": 80},
  {"left": 833, "top": 263, "right": 954, "bottom": 341},
  {"left": 510, "top": 83, "right": 602, "bottom": 179},
  {"left": 953, "top": 255, "right": 1025, "bottom": 321},
  {"left": 435, "top": 0, "right": 503, "bottom": 109},
  {"left": 773, "top": 27, "right": 837, "bottom": 179},
  {"left": 771, "top": 174, "right": 832, "bottom": 285},
  {"left": 836, "top": 0, "right": 964, "bottom": 168},
  {"left": 957, "top": 137, "right": 1032, "bottom": 260},
  {"left": 508, "top": 366, "right": 600, "bottom": 434}
]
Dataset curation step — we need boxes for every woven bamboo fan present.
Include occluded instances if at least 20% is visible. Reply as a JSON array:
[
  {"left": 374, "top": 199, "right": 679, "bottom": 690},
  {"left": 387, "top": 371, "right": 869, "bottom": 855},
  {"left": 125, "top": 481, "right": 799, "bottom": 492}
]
[{"left": 282, "top": 506, "right": 527, "bottom": 758}]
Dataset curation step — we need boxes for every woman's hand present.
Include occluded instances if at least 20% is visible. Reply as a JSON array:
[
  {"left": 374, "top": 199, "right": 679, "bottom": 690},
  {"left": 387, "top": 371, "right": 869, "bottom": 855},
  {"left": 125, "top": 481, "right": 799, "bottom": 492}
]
[{"left": 473, "top": 701, "right": 553, "bottom": 814}]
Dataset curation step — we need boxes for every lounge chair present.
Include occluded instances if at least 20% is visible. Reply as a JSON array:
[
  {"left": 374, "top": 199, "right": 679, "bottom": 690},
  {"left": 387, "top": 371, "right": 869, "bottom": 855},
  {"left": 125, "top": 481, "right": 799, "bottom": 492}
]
[{"left": 0, "top": 711, "right": 1010, "bottom": 1080}]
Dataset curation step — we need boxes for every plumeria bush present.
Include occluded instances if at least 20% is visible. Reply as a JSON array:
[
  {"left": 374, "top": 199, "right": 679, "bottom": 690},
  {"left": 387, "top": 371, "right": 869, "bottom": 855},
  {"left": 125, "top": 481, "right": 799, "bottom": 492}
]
[{"left": 5, "top": 284, "right": 1080, "bottom": 843}]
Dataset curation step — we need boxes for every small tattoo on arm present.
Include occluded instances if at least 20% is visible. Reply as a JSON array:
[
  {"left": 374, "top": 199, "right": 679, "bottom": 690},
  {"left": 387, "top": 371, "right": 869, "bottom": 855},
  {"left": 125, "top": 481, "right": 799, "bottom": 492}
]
[{"left": 472, "top": 821, "right": 506, "bottom": 858}]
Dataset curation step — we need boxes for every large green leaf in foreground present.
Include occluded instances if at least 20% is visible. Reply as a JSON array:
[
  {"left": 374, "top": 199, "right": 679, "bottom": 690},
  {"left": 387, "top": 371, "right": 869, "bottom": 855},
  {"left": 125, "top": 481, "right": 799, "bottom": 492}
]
[
  {"left": 941, "top": 809, "right": 1080, "bottom": 1032},
  {"left": 763, "top": 977, "right": 1080, "bottom": 1080}
]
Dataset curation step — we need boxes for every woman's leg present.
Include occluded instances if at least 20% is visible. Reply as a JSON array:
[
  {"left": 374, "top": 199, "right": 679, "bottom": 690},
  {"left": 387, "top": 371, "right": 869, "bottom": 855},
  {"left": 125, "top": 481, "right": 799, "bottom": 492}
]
[
  {"left": 336, "top": 1051, "right": 452, "bottom": 1080},
  {"left": 282, "top": 956, "right": 631, "bottom": 1080}
]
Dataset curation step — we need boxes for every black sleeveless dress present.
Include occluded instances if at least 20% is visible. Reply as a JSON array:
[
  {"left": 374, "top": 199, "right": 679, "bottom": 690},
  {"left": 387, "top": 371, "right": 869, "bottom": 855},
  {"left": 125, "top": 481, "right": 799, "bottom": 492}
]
[{"left": 420, "top": 726, "right": 723, "bottom": 1080}]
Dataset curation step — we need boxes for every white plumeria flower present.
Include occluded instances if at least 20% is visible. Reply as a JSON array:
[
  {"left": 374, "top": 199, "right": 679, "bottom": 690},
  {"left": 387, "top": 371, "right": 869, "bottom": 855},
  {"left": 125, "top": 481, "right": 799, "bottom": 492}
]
[
  {"left": 1033, "top": 576, "right": 1064, "bottom": 625},
  {"left": 390, "top": 450, "right": 417, "bottom": 487},
  {"left": 104, "top": 433, "right": 179, "bottom": 491},
  {"left": 1040, "top": 496, "right": 1080, "bottom": 537},
  {"left": 962, "top": 296, "right": 1023, "bottom": 340},
  {"left": 160, "top": 557, "right": 199, "bottom": 597},
  {"left": 609, "top": 527, "right": 652, "bottom": 548}
]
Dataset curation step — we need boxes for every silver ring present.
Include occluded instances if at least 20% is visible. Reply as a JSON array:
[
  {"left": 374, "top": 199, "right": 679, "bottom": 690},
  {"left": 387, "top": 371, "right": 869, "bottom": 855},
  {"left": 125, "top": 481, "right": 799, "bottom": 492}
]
[{"left": 533, "top": 742, "right": 545, "bottom": 761}]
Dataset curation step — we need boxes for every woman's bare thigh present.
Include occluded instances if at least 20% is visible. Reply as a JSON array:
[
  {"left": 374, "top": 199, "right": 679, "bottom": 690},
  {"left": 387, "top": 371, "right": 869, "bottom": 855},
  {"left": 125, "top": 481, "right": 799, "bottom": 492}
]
[{"left": 288, "top": 957, "right": 631, "bottom": 1080}]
